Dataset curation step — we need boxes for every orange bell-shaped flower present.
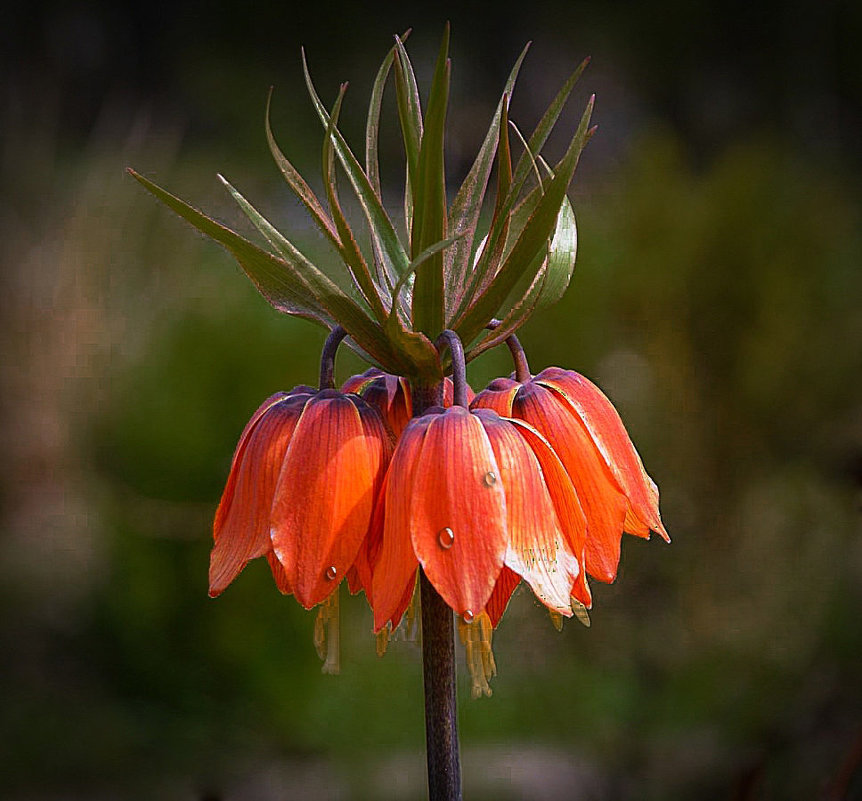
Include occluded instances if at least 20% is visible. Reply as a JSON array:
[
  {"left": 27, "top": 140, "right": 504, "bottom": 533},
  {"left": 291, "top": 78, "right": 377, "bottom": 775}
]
[
  {"left": 369, "top": 404, "right": 591, "bottom": 632},
  {"left": 210, "top": 385, "right": 393, "bottom": 608},
  {"left": 472, "top": 367, "right": 669, "bottom": 585}
]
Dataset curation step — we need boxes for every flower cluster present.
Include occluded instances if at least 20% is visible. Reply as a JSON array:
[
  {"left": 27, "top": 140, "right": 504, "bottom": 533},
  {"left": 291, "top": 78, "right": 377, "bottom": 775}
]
[
  {"left": 130, "top": 30, "right": 670, "bottom": 695},
  {"left": 210, "top": 327, "right": 668, "bottom": 691}
]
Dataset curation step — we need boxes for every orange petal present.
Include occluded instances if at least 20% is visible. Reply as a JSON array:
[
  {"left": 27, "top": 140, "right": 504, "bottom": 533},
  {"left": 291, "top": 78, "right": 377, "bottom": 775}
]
[
  {"left": 475, "top": 410, "right": 578, "bottom": 616},
  {"left": 509, "top": 418, "right": 592, "bottom": 609},
  {"left": 537, "top": 368, "right": 669, "bottom": 541},
  {"left": 371, "top": 414, "right": 434, "bottom": 630},
  {"left": 340, "top": 367, "right": 383, "bottom": 395},
  {"left": 410, "top": 407, "right": 508, "bottom": 618},
  {"left": 213, "top": 391, "right": 291, "bottom": 534},
  {"left": 266, "top": 550, "right": 292, "bottom": 595},
  {"left": 486, "top": 566, "right": 521, "bottom": 628},
  {"left": 271, "top": 393, "right": 389, "bottom": 609},
  {"left": 513, "top": 382, "right": 628, "bottom": 583},
  {"left": 209, "top": 393, "right": 310, "bottom": 596},
  {"left": 470, "top": 377, "right": 520, "bottom": 417}
]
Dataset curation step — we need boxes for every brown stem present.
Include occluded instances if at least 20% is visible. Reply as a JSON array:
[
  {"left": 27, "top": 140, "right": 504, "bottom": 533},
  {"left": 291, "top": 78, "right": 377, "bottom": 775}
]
[
  {"left": 412, "top": 379, "right": 462, "bottom": 801},
  {"left": 434, "top": 330, "right": 468, "bottom": 408},
  {"left": 485, "top": 319, "right": 531, "bottom": 382},
  {"left": 504, "top": 333, "right": 531, "bottom": 383},
  {"left": 318, "top": 326, "right": 347, "bottom": 390}
]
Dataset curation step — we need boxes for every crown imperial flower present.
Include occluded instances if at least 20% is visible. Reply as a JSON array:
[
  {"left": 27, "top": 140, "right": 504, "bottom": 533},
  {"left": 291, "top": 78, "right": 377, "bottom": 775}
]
[
  {"left": 210, "top": 384, "right": 392, "bottom": 608},
  {"left": 370, "top": 340, "right": 593, "bottom": 642},
  {"left": 130, "top": 26, "right": 670, "bottom": 797},
  {"left": 472, "top": 367, "right": 669, "bottom": 583}
]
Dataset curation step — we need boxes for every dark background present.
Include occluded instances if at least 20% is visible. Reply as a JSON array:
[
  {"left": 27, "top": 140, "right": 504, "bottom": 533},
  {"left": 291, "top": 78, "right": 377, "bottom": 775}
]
[{"left": 2, "top": 2, "right": 861, "bottom": 799}]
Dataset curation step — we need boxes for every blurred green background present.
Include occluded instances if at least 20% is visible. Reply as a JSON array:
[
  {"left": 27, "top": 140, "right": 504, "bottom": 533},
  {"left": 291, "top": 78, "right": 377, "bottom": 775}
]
[{"left": 2, "top": 2, "right": 861, "bottom": 799}]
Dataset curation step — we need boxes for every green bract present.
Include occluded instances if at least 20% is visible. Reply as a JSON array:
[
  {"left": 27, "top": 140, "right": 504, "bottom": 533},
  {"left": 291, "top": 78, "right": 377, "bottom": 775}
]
[{"left": 129, "top": 26, "right": 594, "bottom": 383}]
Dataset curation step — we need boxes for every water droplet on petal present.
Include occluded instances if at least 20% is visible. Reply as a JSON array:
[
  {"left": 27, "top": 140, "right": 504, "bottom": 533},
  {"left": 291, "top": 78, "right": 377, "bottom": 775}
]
[
  {"left": 325, "top": 565, "right": 338, "bottom": 581},
  {"left": 482, "top": 471, "right": 497, "bottom": 487},
  {"left": 437, "top": 527, "right": 455, "bottom": 549},
  {"left": 463, "top": 610, "right": 475, "bottom": 624}
]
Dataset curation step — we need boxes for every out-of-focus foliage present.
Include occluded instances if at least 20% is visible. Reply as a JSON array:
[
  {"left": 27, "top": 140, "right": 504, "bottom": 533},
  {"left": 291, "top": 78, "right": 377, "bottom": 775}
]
[{"left": 2, "top": 11, "right": 861, "bottom": 798}]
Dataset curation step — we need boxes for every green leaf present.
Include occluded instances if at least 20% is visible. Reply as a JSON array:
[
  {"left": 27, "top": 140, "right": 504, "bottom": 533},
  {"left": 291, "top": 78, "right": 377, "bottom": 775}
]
[
  {"left": 453, "top": 95, "right": 594, "bottom": 346},
  {"left": 510, "top": 56, "right": 590, "bottom": 198},
  {"left": 265, "top": 89, "right": 341, "bottom": 252},
  {"left": 301, "top": 49, "right": 411, "bottom": 280},
  {"left": 390, "top": 232, "right": 466, "bottom": 308},
  {"left": 445, "top": 43, "right": 529, "bottom": 317},
  {"left": 392, "top": 34, "right": 424, "bottom": 196},
  {"left": 130, "top": 169, "right": 407, "bottom": 371},
  {"left": 465, "top": 194, "right": 577, "bottom": 361},
  {"left": 322, "top": 85, "right": 388, "bottom": 322},
  {"left": 366, "top": 44, "right": 395, "bottom": 198},
  {"left": 365, "top": 30, "right": 411, "bottom": 198},
  {"left": 410, "top": 23, "right": 450, "bottom": 336},
  {"left": 457, "top": 94, "right": 513, "bottom": 309}
]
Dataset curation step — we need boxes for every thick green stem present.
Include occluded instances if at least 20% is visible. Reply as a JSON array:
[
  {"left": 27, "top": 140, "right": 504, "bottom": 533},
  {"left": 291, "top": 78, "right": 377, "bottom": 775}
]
[{"left": 412, "top": 378, "right": 462, "bottom": 801}]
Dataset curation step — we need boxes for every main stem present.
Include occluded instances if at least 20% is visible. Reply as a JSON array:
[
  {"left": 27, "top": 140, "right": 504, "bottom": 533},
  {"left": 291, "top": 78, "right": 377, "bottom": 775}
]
[{"left": 412, "top": 380, "right": 462, "bottom": 801}]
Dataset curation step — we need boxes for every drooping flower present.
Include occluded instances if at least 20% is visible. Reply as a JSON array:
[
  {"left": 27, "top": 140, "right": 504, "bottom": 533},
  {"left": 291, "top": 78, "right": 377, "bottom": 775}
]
[
  {"left": 471, "top": 367, "right": 669, "bottom": 586},
  {"left": 210, "top": 386, "right": 393, "bottom": 609},
  {"left": 369, "top": 405, "right": 591, "bottom": 635},
  {"left": 341, "top": 368, "right": 473, "bottom": 438}
]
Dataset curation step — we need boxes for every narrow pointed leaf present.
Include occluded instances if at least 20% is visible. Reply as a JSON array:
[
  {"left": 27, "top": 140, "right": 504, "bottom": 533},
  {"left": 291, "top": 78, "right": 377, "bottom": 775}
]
[
  {"left": 510, "top": 56, "right": 590, "bottom": 197},
  {"left": 453, "top": 95, "right": 593, "bottom": 346},
  {"left": 465, "top": 196, "right": 575, "bottom": 362},
  {"left": 366, "top": 39, "right": 400, "bottom": 197},
  {"left": 411, "top": 24, "right": 450, "bottom": 336},
  {"left": 130, "top": 169, "right": 406, "bottom": 370},
  {"left": 301, "top": 50, "right": 410, "bottom": 279},
  {"left": 459, "top": 94, "right": 513, "bottom": 306},
  {"left": 392, "top": 35, "right": 423, "bottom": 191},
  {"left": 446, "top": 43, "right": 529, "bottom": 311},
  {"left": 323, "top": 85, "right": 388, "bottom": 322},
  {"left": 265, "top": 90, "right": 341, "bottom": 251}
]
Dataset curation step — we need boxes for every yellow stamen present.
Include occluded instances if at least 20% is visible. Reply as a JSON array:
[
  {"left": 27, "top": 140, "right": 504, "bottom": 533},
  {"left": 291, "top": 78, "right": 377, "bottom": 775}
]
[
  {"left": 404, "top": 576, "right": 420, "bottom": 641},
  {"left": 313, "top": 589, "right": 341, "bottom": 674},
  {"left": 375, "top": 624, "right": 390, "bottom": 657},
  {"left": 572, "top": 599, "right": 591, "bottom": 628},
  {"left": 457, "top": 610, "right": 496, "bottom": 698},
  {"left": 548, "top": 610, "right": 564, "bottom": 631}
]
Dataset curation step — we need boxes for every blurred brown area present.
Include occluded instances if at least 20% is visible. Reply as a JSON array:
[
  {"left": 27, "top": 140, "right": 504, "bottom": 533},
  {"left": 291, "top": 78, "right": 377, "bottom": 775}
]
[{"left": 1, "top": 3, "right": 861, "bottom": 800}]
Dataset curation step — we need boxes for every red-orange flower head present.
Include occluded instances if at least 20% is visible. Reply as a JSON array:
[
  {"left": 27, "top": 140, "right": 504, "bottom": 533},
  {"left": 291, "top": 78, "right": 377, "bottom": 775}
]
[
  {"left": 370, "top": 404, "right": 592, "bottom": 633},
  {"left": 210, "top": 386, "right": 393, "bottom": 609},
  {"left": 471, "top": 367, "right": 669, "bottom": 585},
  {"left": 341, "top": 368, "right": 474, "bottom": 438}
]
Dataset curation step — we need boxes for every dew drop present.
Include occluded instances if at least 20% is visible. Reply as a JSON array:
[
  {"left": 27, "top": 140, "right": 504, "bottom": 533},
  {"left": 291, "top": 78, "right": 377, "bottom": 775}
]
[
  {"left": 437, "top": 527, "right": 455, "bottom": 549},
  {"left": 463, "top": 610, "right": 475, "bottom": 624},
  {"left": 482, "top": 471, "right": 497, "bottom": 487},
  {"left": 324, "top": 565, "right": 338, "bottom": 581}
]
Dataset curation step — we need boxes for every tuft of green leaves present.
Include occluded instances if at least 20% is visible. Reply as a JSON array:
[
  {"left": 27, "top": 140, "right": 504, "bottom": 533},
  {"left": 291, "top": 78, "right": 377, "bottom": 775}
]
[{"left": 129, "top": 29, "right": 593, "bottom": 381}]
